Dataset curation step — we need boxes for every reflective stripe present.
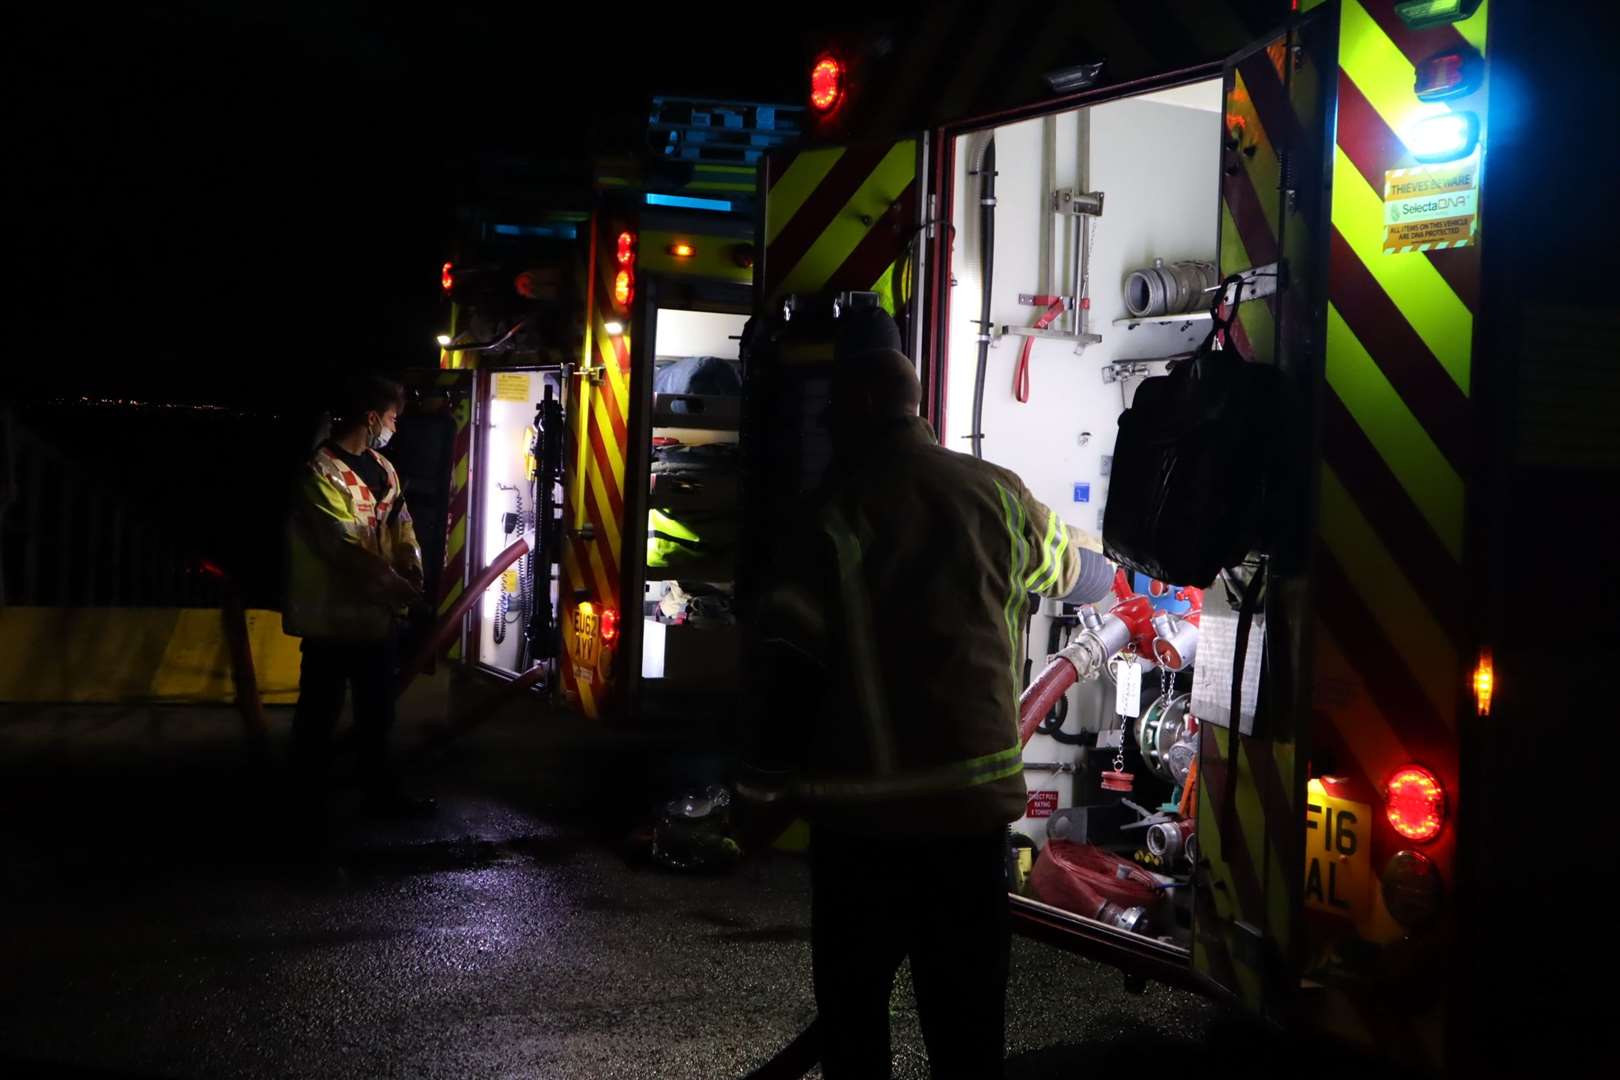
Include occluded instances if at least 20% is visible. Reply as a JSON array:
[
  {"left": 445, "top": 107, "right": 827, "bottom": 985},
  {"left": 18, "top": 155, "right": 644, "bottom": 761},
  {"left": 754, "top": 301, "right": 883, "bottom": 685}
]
[
  {"left": 822, "top": 507, "right": 896, "bottom": 774},
  {"left": 993, "top": 482, "right": 1029, "bottom": 706},
  {"left": 1024, "top": 508, "right": 1064, "bottom": 593},
  {"left": 797, "top": 743, "right": 1024, "bottom": 802}
]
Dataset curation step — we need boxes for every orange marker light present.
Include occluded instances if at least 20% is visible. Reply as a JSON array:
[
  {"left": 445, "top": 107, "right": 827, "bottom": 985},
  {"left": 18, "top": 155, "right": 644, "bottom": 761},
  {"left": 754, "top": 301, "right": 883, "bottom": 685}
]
[{"left": 1472, "top": 651, "right": 1493, "bottom": 716}]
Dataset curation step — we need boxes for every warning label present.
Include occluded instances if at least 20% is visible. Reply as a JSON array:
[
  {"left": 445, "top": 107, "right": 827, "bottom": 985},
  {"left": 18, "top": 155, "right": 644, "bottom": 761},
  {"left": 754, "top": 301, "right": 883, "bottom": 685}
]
[
  {"left": 1025, "top": 790, "right": 1059, "bottom": 819},
  {"left": 494, "top": 372, "right": 532, "bottom": 402},
  {"left": 1383, "top": 153, "right": 1479, "bottom": 253}
]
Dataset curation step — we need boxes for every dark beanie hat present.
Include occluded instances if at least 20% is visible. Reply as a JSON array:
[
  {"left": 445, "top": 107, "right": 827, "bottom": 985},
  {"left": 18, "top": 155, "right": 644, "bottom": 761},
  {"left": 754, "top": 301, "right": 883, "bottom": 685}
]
[{"left": 834, "top": 307, "right": 902, "bottom": 361}]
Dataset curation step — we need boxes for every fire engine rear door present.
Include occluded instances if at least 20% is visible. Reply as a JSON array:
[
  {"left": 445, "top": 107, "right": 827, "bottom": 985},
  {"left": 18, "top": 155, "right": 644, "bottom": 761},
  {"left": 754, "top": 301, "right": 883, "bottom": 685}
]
[{"left": 1190, "top": 4, "right": 1337, "bottom": 1019}]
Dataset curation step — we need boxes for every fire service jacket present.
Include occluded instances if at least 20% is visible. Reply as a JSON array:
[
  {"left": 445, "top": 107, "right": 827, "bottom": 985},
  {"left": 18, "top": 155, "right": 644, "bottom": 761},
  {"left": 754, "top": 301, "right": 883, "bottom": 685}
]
[
  {"left": 752, "top": 416, "right": 1099, "bottom": 835},
  {"left": 284, "top": 445, "right": 423, "bottom": 641}
]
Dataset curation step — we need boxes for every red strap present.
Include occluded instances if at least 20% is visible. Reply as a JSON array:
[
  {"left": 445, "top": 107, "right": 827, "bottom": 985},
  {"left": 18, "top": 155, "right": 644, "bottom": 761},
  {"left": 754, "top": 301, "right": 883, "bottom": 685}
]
[{"left": 1013, "top": 296, "right": 1069, "bottom": 404}]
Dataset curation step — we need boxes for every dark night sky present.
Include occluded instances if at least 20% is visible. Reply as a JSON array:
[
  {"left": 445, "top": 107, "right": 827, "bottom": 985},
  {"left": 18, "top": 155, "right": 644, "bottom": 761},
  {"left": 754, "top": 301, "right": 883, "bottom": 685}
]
[
  {"left": 12, "top": 1, "right": 1615, "bottom": 603},
  {"left": 14, "top": 2, "right": 861, "bottom": 404},
  {"left": 18, "top": 1, "right": 1613, "bottom": 408}
]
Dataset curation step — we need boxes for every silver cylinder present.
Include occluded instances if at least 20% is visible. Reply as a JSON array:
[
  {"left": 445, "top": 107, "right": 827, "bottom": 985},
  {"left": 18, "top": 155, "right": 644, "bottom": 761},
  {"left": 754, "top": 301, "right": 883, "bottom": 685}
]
[
  {"left": 1151, "top": 613, "right": 1199, "bottom": 671},
  {"left": 1100, "top": 902, "right": 1151, "bottom": 934},
  {"left": 1089, "top": 612, "right": 1133, "bottom": 659},
  {"left": 1146, "top": 818, "right": 1195, "bottom": 862},
  {"left": 1124, "top": 258, "right": 1218, "bottom": 317}
]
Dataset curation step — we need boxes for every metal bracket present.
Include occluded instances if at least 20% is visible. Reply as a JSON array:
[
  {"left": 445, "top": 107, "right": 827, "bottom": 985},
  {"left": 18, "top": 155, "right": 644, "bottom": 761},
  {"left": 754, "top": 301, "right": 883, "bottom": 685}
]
[
  {"left": 998, "top": 325, "right": 1103, "bottom": 345},
  {"left": 1054, "top": 188, "right": 1105, "bottom": 216},
  {"left": 1018, "top": 293, "right": 1074, "bottom": 308},
  {"left": 1218, "top": 261, "right": 1283, "bottom": 306},
  {"left": 1100, "top": 361, "right": 1152, "bottom": 384}
]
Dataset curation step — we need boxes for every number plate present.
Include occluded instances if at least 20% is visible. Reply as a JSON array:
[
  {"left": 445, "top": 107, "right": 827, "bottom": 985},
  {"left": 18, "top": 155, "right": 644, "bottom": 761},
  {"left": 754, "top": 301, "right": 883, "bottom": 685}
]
[
  {"left": 569, "top": 605, "right": 600, "bottom": 667},
  {"left": 1304, "top": 780, "right": 1372, "bottom": 923}
]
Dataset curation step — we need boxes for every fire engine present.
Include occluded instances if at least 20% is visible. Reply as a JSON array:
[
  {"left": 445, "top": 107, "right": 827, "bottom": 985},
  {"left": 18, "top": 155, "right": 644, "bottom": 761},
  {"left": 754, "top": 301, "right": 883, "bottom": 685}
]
[
  {"left": 424, "top": 98, "right": 803, "bottom": 725},
  {"left": 738, "top": 0, "right": 1596, "bottom": 1071}
]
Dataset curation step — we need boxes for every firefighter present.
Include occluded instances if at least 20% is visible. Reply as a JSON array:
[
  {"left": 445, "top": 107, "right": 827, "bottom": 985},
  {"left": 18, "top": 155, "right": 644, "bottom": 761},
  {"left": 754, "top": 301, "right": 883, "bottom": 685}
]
[
  {"left": 746, "top": 317, "right": 1099, "bottom": 1079},
  {"left": 284, "top": 376, "right": 432, "bottom": 821}
]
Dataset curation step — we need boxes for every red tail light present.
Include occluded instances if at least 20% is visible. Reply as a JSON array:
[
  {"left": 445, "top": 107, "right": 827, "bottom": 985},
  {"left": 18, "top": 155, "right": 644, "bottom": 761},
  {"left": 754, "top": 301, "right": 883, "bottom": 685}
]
[
  {"left": 613, "top": 269, "right": 634, "bottom": 308},
  {"left": 600, "top": 607, "right": 620, "bottom": 645},
  {"left": 441, "top": 262, "right": 454, "bottom": 293},
  {"left": 616, "top": 231, "right": 637, "bottom": 266},
  {"left": 1415, "top": 49, "right": 1481, "bottom": 101},
  {"left": 810, "top": 56, "right": 845, "bottom": 113},
  {"left": 1386, "top": 766, "right": 1446, "bottom": 843}
]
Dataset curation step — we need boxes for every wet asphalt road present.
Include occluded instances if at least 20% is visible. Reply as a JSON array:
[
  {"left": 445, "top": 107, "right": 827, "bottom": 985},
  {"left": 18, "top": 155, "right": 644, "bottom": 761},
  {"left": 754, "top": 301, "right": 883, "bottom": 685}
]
[{"left": 0, "top": 686, "right": 1309, "bottom": 1079}]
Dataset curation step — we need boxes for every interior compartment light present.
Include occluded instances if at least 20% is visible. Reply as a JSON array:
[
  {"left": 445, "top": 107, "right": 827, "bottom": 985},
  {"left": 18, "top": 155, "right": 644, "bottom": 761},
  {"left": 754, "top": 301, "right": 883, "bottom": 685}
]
[
  {"left": 1386, "top": 766, "right": 1446, "bottom": 843},
  {"left": 1395, "top": 0, "right": 1483, "bottom": 29},
  {"left": 616, "top": 231, "right": 637, "bottom": 266},
  {"left": 613, "top": 269, "right": 634, "bottom": 308},
  {"left": 1415, "top": 49, "right": 1483, "bottom": 102},
  {"left": 810, "top": 56, "right": 845, "bottom": 113},
  {"left": 1473, "top": 650, "right": 1494, "bottom": 715},
  {"left": 1404, "top": 110, "right": 1479, "bottom": 163}
]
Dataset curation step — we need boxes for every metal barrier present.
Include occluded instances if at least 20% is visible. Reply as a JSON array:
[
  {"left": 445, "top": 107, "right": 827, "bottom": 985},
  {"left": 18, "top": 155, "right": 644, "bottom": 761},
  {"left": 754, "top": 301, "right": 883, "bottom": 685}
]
[{"left": 0, "top": 408, "right": 219, "bottom": 608}]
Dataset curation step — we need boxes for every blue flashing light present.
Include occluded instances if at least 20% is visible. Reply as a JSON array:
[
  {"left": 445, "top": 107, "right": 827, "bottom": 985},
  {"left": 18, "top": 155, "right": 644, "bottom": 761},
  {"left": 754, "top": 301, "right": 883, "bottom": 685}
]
[
  {"left": 1403, "top": 110, "right": 1479, "bottom": 163},
  {"left": 644, "top": 193, "right": 734, "bottom": 212}
]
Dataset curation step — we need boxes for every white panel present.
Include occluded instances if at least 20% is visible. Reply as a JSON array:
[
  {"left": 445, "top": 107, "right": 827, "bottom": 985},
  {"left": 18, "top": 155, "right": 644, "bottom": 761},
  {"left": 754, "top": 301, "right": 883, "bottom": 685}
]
[
  {"left": 654, "top": 308, "right": 747, "bottom": 360},
  {"left": 944, "top": 81, "right": 1222, "bottom": 811},
  {"left": 641, "top": 618, "right": 667, "bottom": 679},
  {"left": 474, "top": 369, "right": 561, "bottom": 675}
]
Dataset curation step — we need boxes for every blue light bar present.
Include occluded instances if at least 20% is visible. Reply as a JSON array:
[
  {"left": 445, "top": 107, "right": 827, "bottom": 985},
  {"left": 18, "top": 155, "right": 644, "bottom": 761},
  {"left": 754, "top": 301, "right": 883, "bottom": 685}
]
[
  {"left": 644, "top": 193, "right": 734, "bottom": 212},
  {"left": 491, "top": 223, "right": 578, "bottom": 239}
]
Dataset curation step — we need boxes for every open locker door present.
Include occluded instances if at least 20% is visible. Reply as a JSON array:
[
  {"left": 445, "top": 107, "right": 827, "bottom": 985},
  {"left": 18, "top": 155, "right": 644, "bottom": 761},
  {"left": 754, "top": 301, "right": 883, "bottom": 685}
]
[
  {"left": 381, "top": 370, "right": 475, "bottom": 661},
  {"left": 1190, "top": 6, "right": 1337, "bottom": 1019}
]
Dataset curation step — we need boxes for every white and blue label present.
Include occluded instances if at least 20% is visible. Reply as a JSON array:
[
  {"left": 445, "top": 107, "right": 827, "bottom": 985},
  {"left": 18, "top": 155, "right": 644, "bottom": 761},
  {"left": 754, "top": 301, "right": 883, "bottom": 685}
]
[{"left": 1073, "top": 482, "right": 1091, "bottom": 504}]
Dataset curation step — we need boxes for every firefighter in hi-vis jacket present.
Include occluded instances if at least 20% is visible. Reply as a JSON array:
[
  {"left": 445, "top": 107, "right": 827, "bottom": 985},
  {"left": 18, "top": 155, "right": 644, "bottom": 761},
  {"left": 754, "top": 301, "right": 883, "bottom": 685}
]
[
  {"left": 746, "top": 312, "right": 1104, "bottom": 1078},
  {"left": 284, "top": 375, "right": 431, "bottom": 821}
]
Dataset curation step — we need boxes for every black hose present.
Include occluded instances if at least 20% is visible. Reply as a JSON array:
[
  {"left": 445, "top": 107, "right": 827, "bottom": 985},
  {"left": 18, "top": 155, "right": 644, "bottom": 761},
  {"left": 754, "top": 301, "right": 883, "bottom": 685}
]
[{"left": 970, "top": 138, "right": 995, "bottom": 460}]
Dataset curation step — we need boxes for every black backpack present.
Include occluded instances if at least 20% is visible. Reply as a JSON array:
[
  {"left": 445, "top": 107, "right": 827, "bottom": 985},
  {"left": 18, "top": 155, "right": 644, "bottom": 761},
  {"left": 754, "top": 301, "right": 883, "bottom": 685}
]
[{"left": 1102, "top": 278, "right": 1292, "bottom": 588}]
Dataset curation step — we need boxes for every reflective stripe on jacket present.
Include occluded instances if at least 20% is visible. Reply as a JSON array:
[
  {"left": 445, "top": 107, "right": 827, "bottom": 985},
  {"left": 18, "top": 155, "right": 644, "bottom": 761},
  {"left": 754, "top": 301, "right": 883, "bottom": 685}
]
[
  {"left": 284, "top": 446, "right": 423, "bottom": 641},
  {"left": 759, "top": 416, "right": 1094, "bottom": 835}
]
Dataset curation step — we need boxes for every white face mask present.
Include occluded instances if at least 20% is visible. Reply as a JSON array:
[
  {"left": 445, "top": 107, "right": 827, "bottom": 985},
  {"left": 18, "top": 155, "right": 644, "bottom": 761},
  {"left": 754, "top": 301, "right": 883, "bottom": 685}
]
[{"left": 370, "top": 417, "right": 395, "bottom": 450}]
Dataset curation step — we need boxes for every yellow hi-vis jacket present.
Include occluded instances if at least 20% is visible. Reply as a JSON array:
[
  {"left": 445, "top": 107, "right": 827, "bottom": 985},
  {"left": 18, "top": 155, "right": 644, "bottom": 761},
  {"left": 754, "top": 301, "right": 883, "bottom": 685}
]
[
  {"left": 752, "top": 417, "right": 1097, "bottom": 835},
  {"left": 284, "top": 445, "right": 423, "bottom": 641}
]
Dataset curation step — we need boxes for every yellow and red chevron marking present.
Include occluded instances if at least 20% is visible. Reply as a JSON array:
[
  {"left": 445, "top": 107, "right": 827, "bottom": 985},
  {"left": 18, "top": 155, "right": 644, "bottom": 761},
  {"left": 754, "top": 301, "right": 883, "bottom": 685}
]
[
  {"left": 1296, "top": 0, "right": 1488, "bottom": 1066},
  {"left": 763, "top": 140, "right": 917, "bottom": 312},
  {"left": 560, "top": 215, "right": 631, "bottom": 720},
  {"left": 812, "top": 0, "right": 1288, "bottom": 144},
  {"left": 436, "top": 371, "right": 473, "bottom": 662},
  {"left": 1194, "top": 24, "right": 1322, "bottom": 1018}
]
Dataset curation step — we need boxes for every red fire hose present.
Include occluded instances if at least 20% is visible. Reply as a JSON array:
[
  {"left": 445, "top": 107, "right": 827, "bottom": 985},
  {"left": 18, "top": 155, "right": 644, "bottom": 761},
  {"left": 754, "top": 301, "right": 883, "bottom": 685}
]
[
  {"left": 397, "top": 537, "right": 530, "bottom": 698},
  {"left": 1018, "top": 655, "right": 1081, "bottom": 748}
]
